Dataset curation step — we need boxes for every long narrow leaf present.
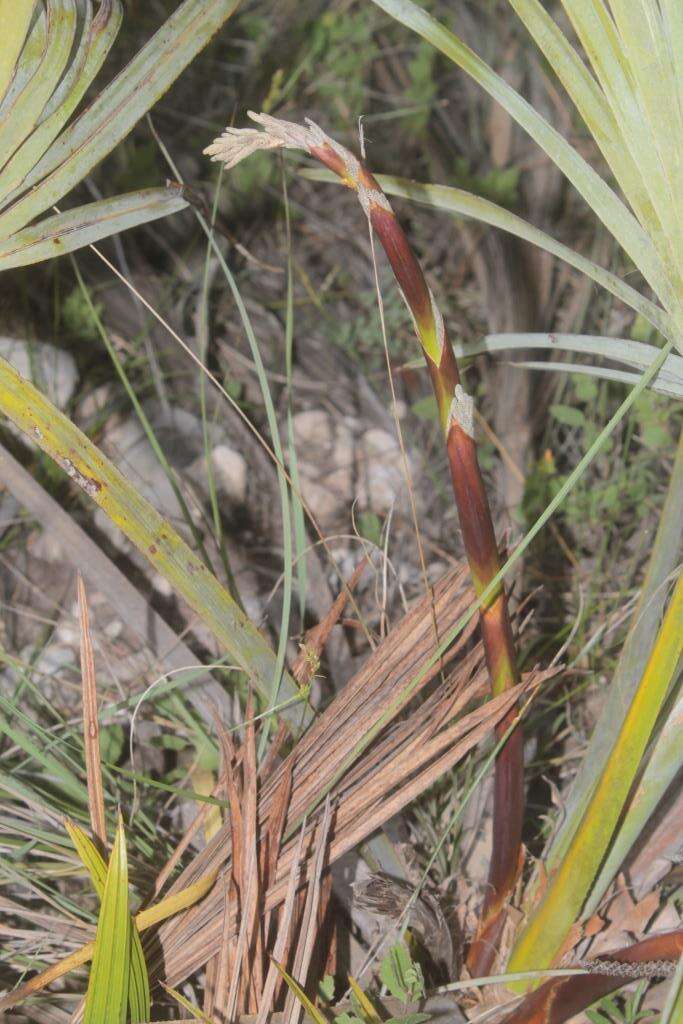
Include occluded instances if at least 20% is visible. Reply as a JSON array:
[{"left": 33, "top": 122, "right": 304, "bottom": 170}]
[
  {"left": 65, "top": 820, "right": 151, "bottom": 1021},
  {"left": 586, "top": 686, "right": 683, "bottom": 916},
  {"left": 301, "top": 168, "right": 674, "bottom": 340},
  {"left": 368, "top": 0, "right": 674, "bottom": 310},
  {"left": 0, "top": 865, "right": 218, "bottom": 1013},
  {"left": 0, "top": 0, "right": 242, "bottom": 240},
  {"left": 0, "top": 186, "right": 188, "bottom": 270},
  {"left": 542, "top": 432, "right": 683, "bottom": 878},
  {"left": 507, "top": 0, "right": 664, "bottom": 245},
  {"left": 0, "top": 356, "right": 300, "bottom": 710},
  {"left": 509, "top": 570, "right": 683, "bottom": 981},
  {"left": 0, "top": 693, "right": 87, "bottom": 804},
  {"left": 83, "top": 817, "right": 130, "bottom": 1024},
  {"left": 517, "top": 360, "right": 683, "bottom": 397},
  {"left": 0, "top": 0, "right": 77, "bottom": 170},
  {"left": 0, "top": 4, "right": 47, "bottom": 121},
  {"left": 404, "top": 331, "right": 683, "bottom": 395},
  {"left": 0, "top": 1, "right": 123, "bottom": 207},
  {"left": 0, "top": 0, "right": 36, "bottom": 106}
]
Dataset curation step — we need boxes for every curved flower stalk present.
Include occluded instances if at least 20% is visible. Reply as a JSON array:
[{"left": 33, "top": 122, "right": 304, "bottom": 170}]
[{"left": 205, "top": 112, "right": 524, "bottom": 970}]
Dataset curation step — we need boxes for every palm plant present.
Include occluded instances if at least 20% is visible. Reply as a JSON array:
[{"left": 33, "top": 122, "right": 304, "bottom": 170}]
[
  {"left": 352, "top": 0, "right": 683, "bottom": 1011},
  {"left": 203, "top": 0, "right": 683, "bottom": 1015},
  {"left": 2, "top": 1, "right": 682, "bottom": 1020}
]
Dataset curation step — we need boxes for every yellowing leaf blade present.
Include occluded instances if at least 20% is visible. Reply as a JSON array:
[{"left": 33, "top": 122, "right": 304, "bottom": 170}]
[
  {"left": 66, "top": 819, "right": 149, "bottom": 1020},
  {"left": 0, "top": 356, "right": 300, "bottom": 710}
]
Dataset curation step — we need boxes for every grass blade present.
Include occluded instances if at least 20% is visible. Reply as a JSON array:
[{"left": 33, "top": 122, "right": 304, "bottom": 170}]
[
  {"left": 65, "top": 818, "right": 107, "bottom": 894},
  {"left": 0, "top": 692, "right": 87, "bottom": 805},
  {"left": 135, "top": 869, "right": 218, "bottom": 930},
  {"left": 516, "top": 359, "right": 683, "bottom": 396},
  {"left": 83, "top": 816, "right": 131, "bottom": 1024},
  {"left": 586, "top": 687, "right": 683, "bottom": 916},
  {"left": 271, "top": 960, "right": 328, "bottom": 1024},
  {"left": 542, "top": 431, "right": 683, "bottom": 879},
  {"left": 0, "top": 857, "right": 216, "bottom": 1013},
  {"left": 0, "top": 185, "right": 187, "bottom": 269},
  {"left": 66, "top": 819, "right": 151, "bottom": 1021},
  {"left": 403, "top": 331, "right": 683, "bottom": 396}
]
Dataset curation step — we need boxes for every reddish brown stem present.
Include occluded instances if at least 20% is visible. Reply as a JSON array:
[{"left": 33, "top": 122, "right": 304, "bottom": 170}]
[{"left": 205, "top": 114, "right": 527, "bottom": 972}]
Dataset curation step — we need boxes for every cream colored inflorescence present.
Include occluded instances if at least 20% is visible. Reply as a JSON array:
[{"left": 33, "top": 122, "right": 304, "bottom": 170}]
[
  {"left": 204, "top": 112, "right": 392, "bottom": 217},
  {"left": 205, "top": 112, "right": 336, "bottom": 169}
]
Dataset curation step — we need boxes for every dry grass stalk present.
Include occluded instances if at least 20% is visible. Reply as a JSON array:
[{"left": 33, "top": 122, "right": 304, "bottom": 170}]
[
  {"left": 76, "top": 574, "right": 106, "bottom": 852},
  {"left": 151, "top": 567, "right": 475, "bottom": 977},
  {"left": 3, "top": 567, "right": 548, "bottom": 1016},
  {"left": 254, "top": 821, "right": 308, "bottom": 1024},
  {"left": 291, "top": 558, "right": 367, "bottom": 687},
  {"left": 150, "top": 570, "right": 546, "bottom": 992},
  {"left": 153, "top": 760, "right": 232, "bottom": 899},
  {"left": 282, "top": 797, "right": 333, "bottom": 1024},
  {"left": 243, "top": 696, "right": 263, "bottom": 1012}
]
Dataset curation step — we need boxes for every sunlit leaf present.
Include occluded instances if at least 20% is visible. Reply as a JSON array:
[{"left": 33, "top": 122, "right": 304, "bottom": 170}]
[
  {"left": 65, "top": 820, "right": 151, "bottom": 1022},
  {"left": 84, "top": 817, "right": 130, "bottom": 1024},
  {"left": 509, "top": 570, "right": 683, "bottom": 983}
]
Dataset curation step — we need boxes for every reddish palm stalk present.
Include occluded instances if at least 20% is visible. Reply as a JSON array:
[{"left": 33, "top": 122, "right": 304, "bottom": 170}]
[{"left": 205, "top": 113, "right": 523, "bottom": 971}]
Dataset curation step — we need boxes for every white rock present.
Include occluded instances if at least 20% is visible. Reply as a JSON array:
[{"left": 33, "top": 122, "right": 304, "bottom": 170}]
[
  {"left": 185, "top": 445, "right": 248, "bottom": 507},
  {"left": 27, "top": 528, "right": 64, "bottom": 563},
  {"left": 0, "top": 336, "right": 77, "bottom": 409},
  {"left": 77, "top": 383, "right": 113, "bottom": 423},
  {"left": 210, "top": 445, "right": 247, "bottom": 504},
  {"left": 151, "top": 572, "right": 174, "bottom": 598},
  {"left": 358, "top": 428, "right": 407, "bottom": 512},
  {"left": 292, "top": 411, "right": 357, "bottom": 526},
  {"left": 292, "top": 409, "right": 334, "bottom": 451},
  {"left": 104, "top": 619, "right": 123, "bottom": 640}
]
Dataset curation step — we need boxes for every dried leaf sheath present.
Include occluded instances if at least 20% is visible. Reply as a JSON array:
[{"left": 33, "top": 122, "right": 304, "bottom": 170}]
[{"left": 205, "top": 112, "right": 523, "bottom": 968}]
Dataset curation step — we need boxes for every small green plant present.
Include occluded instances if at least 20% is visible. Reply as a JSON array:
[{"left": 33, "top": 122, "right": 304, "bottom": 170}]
[
  {"left": 586, "top": 982, "right": 651, "bottom": 1024},
  {"left": 379, "top": 940, "right": 426, "bottom": 1005},
  {"left": 278, "top": 941, "right": 429, "bottom": 1024}
]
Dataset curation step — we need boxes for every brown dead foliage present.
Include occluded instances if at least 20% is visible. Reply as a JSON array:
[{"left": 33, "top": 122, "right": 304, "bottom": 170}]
[{"left": 1, "top": 565, "right": 553, "bottom": 1018}]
